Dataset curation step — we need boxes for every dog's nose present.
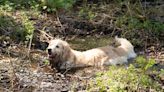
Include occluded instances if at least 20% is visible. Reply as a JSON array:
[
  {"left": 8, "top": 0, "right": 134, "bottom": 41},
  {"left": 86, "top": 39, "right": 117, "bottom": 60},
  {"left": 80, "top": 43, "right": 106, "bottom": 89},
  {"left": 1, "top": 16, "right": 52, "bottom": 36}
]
[{"left": 48, "top": 49, "right": 52, "bottom": 55}]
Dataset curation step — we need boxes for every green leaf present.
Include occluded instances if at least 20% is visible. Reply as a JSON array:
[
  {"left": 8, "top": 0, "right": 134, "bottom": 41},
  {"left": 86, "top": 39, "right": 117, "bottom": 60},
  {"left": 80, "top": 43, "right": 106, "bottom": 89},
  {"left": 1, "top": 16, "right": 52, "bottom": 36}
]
[
  {"left": 44, "top": 59, "right": 50, "bottom": 65},
  {"left": 43, "top": 6, "right": 47, "bottom": 10},
  {"left": 144, "top": 59, "right": 155, "bottom": 70}
]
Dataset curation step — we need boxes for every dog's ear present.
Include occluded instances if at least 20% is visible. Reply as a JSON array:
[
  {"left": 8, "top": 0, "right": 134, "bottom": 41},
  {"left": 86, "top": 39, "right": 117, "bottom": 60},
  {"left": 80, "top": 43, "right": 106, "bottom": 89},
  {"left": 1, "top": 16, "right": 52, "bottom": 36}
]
[
  {"left": 62, "top": 42, "right": 71, "bottom": 61},
  {"left": 63, "top": 41, "right": 70, "bottom": 47},
  {"left": 61, "top": 41, "right": 70, "bottom": 51}
]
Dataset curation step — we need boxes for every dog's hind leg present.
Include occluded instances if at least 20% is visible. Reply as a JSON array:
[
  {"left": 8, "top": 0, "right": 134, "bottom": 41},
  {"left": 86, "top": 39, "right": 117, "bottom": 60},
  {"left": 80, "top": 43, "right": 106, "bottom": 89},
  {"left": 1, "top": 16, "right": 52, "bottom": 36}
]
[{"left": 103, "top": 56, "right": 128, "bottom": 66}]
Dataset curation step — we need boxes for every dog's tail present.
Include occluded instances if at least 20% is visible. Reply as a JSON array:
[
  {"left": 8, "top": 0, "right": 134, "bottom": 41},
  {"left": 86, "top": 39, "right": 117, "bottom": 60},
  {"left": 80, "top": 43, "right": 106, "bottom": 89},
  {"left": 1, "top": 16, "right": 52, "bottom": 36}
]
[{"left": 115, "top": 36, "right": 137, "bottom": 59}]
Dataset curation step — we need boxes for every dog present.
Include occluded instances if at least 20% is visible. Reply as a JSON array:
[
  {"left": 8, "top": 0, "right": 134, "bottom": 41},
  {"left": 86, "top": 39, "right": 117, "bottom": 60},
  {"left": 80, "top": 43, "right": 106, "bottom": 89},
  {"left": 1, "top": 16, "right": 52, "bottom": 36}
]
[{"left": 47, "top": 36, "right": 137, "bottom": 70}]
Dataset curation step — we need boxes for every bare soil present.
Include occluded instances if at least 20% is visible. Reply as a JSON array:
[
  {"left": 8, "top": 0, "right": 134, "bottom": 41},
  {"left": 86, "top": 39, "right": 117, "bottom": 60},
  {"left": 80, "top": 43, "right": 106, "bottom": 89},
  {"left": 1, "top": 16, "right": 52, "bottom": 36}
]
[{"left": 0, "top": 37, "right": 163, "bottom": 92}]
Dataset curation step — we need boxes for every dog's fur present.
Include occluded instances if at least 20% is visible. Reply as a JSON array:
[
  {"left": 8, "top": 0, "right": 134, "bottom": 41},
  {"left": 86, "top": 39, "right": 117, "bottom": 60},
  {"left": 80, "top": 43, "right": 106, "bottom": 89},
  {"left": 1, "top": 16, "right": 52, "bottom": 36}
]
[{"left": 47, "top": 37, "right": 136, "bottom": 70}]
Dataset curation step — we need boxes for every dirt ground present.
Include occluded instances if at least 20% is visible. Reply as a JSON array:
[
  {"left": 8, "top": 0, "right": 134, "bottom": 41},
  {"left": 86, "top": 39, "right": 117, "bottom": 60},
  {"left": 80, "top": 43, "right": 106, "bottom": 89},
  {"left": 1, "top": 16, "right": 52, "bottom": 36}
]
[
  {"left": 0, "top": 1, "right": 163, "bottom": 91},
  {"left": 0, "top": 37, "right": 163, "bottom": 92}
]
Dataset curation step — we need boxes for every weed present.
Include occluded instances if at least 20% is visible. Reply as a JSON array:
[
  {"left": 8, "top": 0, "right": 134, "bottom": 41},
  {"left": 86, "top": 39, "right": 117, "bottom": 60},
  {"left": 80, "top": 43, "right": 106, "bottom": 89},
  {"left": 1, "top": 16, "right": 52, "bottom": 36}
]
[
  {"left": 43, "top": 59, "right": 50, "bottom": 65},
  {"left": 78, "top": 6, "right": 96, "bottom": 21},
  {"left": 41, "top": 0, "right": 75, "bottom": 12},
  {"left": 0, "top": 0, "right": 75, "bottom": 12},
  {"left": 0, "top": 0, "right": 39, "bottom": 10},
  {"left": 88, "top": 57, "right": 162, "bottom": 91},
  {"left": 135, "top": 56, "right": 156, "bottom": 70},
  {"left": 20, "top": 12, "right": 35, "bottom": 41},
  {"left": 0, "top": 9, "right": 35, "bottom": 42}
]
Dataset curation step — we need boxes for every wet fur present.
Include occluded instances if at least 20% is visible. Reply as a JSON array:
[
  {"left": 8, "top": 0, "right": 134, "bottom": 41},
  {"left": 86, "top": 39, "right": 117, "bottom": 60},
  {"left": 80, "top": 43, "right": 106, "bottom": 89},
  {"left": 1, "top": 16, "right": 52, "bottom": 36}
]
[{"left": 47, "top": 37, "right": 137, "bottom": 70}]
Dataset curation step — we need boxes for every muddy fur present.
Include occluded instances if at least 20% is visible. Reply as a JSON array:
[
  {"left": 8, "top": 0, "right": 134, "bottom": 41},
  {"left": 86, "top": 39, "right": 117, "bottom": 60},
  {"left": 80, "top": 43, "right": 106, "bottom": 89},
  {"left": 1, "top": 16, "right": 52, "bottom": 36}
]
[{"left": 47, "top": 36, "right": 137, "bottom": 70}]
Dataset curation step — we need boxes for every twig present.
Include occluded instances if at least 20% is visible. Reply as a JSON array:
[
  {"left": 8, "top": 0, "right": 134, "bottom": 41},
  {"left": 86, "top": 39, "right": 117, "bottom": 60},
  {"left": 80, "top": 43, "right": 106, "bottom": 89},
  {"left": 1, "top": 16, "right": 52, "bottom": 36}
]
[
  {"left": 37, "top": 28, "right": 53, "bottom": 42},
  {"left": 7, "top": 48, "right": 18, "bottom": 91},
  {"left": 138, "top": 0, "right": 146, "bottom": 17},
  {"left": 27, "top": 30, "right": 34, "bottom": 57},
  {"left": 63, "top": 68, "right": 72, "bottom": 75},
  {"left": 91, "top": 13, "right": 113, "bottom": 25},
  {"left": 56, "top": 11, "right": 66, "bottom": 35}
]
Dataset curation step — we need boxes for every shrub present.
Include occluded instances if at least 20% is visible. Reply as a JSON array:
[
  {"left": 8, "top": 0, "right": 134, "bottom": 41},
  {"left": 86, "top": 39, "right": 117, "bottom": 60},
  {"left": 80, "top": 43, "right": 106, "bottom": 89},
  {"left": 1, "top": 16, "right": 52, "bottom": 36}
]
[
  {"left": 0, "top": 9, "right": 35, "bottom": 42},
  {"left": 0, "top": 0, "right": 39, "bottom": 10},
  {"left": 41, "top": 0, "right": 75, "bottom": 12},
  {"left": 0, "top": 0, "right": 75, "bottom": 12}
]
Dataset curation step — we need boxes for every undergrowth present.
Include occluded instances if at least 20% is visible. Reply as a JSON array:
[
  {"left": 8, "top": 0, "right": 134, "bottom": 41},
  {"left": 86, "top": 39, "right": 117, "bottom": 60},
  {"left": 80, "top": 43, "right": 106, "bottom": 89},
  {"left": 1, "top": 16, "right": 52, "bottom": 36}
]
[
  {"left": 0, "top": 0, "right": 163, "bottom": 44},
  {"left": 0, "top": 0, "right": 75, "bottom": 12},
  {"left": 87, "top": 56, "right": 163, "bottom": 92},
  {"left": 0, "top": 0, "right": 75, "bottom": 42},
  {"left": 77, "top": 0, "right": 163, "bottom": 46},
  {"left": 0, "top": 0, "right": 163, "bottom": 92},
  {"left": 40, "top": 0, "right": 75, "bottom": 12},
  {"left": 0, "top": 10, "right": 35, "bottom": 42}
]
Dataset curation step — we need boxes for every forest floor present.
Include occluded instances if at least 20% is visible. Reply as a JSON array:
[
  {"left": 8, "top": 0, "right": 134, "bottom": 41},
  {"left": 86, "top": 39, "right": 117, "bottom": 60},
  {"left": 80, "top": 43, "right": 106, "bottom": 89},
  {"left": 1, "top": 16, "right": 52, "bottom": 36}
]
[
  {"left": 0, "top": 0, "right": 164, "bottom": 92},
  {"left": 0, "top": 36, "right": 163, "bottom": 92}
]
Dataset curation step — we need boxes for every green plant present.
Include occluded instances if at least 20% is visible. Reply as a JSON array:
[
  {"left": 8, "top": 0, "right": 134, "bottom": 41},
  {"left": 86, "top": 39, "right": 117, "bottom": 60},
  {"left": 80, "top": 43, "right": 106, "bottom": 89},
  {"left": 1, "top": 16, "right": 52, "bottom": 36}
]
[
  {"left": 20, "top": 12, "right": 35, "bottom": 41},
  {"left": 43, "top": 59, "right": 50, "bottom": 65},
  {"left": 41, "top": 0, "right": 75, "bottom": 12},
  {"left": 0, "top": 1, "right": 13, "bottom": 11},
  {"left": 135, "top": 56, "right": 156, "bottom": 70},
  {"left": 0, "top": 0, "right": 39, "bottom": 10},
  {"left": 0, "top": 13, "right": 25, "bottom": 41},
  {"left": 159, "top": 69, "right": 164, "bottom": 80},
  {"left": 88, "top": 57, "right": 161, "bottom": 91},
  {"left": 78, "top": 5, "right": 96, "bottom": 21},
  {"left": 0, "top": 8, "right": 35, "bottom": 42}
]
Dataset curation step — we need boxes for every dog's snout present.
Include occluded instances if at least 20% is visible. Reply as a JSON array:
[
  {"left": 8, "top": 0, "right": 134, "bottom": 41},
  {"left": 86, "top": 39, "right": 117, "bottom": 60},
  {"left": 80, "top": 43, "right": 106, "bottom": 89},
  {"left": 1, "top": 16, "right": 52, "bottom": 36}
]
[{"left": 48, "top": 49, "right": 52, "bottom": 55}]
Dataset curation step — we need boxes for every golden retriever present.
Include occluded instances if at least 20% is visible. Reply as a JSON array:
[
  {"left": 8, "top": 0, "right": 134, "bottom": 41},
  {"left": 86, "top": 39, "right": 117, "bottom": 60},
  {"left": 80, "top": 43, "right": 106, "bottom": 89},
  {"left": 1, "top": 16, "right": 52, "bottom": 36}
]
[{"left": 47, "top": 36, "right": 136, "bottom": 70}]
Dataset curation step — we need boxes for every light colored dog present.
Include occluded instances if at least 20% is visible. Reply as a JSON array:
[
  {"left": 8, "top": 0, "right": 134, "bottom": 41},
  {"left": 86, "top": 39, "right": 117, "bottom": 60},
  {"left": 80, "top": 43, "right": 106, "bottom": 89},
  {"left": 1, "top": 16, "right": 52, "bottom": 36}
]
[{"left": 47, "top": 36, "right": 137, "bottom": 70}]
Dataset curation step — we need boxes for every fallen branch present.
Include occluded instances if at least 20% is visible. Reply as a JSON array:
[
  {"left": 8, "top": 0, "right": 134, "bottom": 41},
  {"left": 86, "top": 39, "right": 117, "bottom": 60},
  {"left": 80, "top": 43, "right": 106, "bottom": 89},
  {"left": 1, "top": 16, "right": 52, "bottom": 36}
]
[{"left": 36, "top": 29, "right": 54, "bottom": 42}]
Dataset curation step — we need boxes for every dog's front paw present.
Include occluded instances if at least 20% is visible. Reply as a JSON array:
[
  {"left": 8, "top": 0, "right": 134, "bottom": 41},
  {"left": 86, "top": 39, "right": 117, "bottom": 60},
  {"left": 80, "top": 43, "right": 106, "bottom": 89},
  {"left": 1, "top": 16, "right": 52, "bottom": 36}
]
[{"left": 60, "top": 61, "right": 74, "bottom": 70}]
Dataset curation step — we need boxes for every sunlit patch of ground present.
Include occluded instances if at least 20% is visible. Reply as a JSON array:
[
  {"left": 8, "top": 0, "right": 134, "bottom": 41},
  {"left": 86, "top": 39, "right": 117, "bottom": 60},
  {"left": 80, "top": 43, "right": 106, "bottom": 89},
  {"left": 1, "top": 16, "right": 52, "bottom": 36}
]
[{"left": 0, "top": 37, "right": 163, "bottom": 91}]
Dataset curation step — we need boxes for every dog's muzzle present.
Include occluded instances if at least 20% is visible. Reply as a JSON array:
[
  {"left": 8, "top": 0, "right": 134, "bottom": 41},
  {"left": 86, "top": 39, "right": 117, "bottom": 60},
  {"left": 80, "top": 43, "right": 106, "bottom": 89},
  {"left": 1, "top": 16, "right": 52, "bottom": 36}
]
[
  {"left": 48, "top": 49, "right": 52, "bottom": 55},
  {"left": 47, "top": 49, "right": 62, "bottom": 71},
  {"left": 48, "top": 48, "right": 55, "bottom": 59}
]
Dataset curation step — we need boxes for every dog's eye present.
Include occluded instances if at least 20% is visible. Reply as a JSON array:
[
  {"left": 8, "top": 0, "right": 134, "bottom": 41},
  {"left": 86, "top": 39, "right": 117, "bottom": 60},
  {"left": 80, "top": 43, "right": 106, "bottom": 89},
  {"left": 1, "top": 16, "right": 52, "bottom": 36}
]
[{"left": 56, "top": 45, "right": 59, "bottom": 48}]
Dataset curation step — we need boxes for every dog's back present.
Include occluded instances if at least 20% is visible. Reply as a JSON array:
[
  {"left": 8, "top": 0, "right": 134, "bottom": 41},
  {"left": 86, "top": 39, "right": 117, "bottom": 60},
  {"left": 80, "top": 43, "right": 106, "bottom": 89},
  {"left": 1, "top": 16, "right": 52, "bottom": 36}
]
[
  {"left": 115, "top": 36, "right": 137, "bottom": 59},
  {"left": 103, "top": 37, "right": 137, "bottom": 65}
]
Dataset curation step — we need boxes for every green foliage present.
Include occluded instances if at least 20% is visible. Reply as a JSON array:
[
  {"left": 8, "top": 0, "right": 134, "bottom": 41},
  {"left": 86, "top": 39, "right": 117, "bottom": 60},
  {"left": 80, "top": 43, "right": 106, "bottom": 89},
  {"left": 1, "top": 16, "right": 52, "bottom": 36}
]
[
  {"left": 20, "top": 12, "right": 35, "bottom": 41},
  {"left": 0, "top": 9, "right": 35, "bottom": 41},
  {"left": 78, "top": 6, "right": 96, "bottom": 20},
  {"left": 135, "top": 56, "right": 155, "bottom": 70},
  {"left": 143, "top": 20, "right": 164, "bottom": 35},
  {"left": 0, "top": 0, "right": 39, "bottom": 10},
  {"left": 115, "top": 16, "right": 164, "bottom": 36},
  {"left": 88, "top": 57, "right": 161, "bottom": 91},
  {"left": 0, "top": 1, "right": 13, "bottom": 11},
  {"left": 159, "top": 69, "right": 164, "bottom": 79},
  {"left": 0, "top": 14, "right": 24, "bottom": 41},
  {"left": 0, "top": 0, "right": 75, "bottom": 12},
  {"left": 0, "top": 15, "right": 14, "bottom": 31},
  {"left": 43, "top": 59, "right": 50, "bottom": 65},
  {"left": 41, "top": 0, "right": 75, "bottom": 12}
]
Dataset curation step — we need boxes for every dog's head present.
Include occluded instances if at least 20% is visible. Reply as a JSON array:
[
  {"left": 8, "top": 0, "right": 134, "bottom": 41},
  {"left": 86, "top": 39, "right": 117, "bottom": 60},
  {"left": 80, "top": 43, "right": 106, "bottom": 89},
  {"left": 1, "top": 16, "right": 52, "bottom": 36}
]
[{"left": 47, "top": 39, "right": 71, "bottom": 69}]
